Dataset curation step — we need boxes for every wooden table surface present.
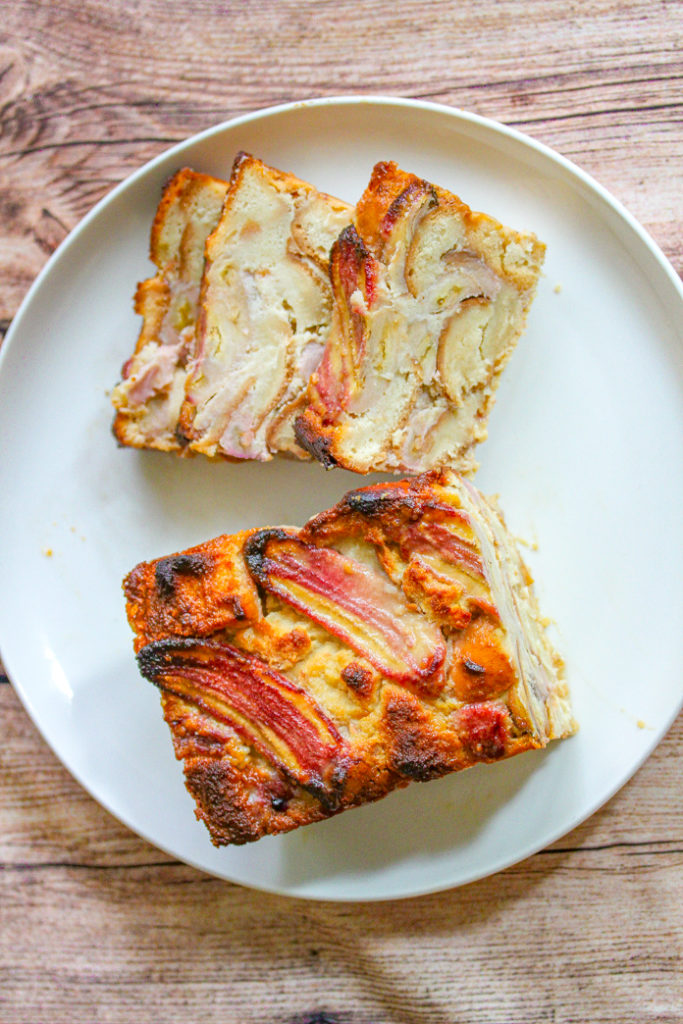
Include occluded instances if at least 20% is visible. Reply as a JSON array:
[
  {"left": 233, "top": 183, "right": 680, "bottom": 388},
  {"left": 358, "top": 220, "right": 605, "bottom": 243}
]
[{"left": 1, "top": 2, "right": 681, "bottom": 1022}]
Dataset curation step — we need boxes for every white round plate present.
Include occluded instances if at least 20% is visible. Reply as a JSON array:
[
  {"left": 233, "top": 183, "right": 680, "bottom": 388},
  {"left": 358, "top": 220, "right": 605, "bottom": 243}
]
[{"left": 1, "top": 97, "right": 682, "bottom": 901}]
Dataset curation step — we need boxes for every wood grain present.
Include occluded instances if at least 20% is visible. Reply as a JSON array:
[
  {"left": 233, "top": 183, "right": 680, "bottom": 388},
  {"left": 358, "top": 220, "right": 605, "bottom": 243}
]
[{"left": 0, "top": 1, "right": 681, "bottom": 1022}]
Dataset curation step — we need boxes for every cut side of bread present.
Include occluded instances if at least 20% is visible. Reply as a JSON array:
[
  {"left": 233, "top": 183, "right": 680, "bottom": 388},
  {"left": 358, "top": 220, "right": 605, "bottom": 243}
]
[
  {"left": 112, "top": 168, "right": 230, "bottom": 451},
  {"left": 178, "top": 153, "right": 353, "bottom": 461},
  {"left": 123, "top": 470, "right": 575, "bottom": 846},
  {"left": 295, "top": 161, "right": 546, "bottom": 475}
]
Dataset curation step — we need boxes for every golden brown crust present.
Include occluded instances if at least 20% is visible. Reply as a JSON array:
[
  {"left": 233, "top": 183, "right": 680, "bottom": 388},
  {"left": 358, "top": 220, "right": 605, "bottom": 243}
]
[
  {"left": 123, "top": 532, "right": 261, "bottom": 651},
  {"left": 124, "top": 471, "right": 573, "bottom": 846},
  {"left": 111, "top": 276, "right": 173, "bottom": 449},
  {"left": 111, "top": 168, "right": 230, "bottom": 451},
  {"left": 354, "top": 161, "right": 469, "bottom": 257}
]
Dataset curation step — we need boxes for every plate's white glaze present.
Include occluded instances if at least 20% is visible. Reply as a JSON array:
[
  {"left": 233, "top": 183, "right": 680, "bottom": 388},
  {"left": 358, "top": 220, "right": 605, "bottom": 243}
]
[{"left": 1, "top": 97, "right": 682, "bottom": 901}]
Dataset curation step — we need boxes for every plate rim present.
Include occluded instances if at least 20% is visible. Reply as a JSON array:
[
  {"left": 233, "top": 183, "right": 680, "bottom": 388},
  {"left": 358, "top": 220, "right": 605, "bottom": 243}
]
[{"left": 1, "top": 94, "right": 682, "bottom": 901}]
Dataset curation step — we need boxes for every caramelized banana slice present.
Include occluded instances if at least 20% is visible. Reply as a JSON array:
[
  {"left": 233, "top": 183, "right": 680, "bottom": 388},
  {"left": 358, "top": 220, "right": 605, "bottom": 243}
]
[
  {"left": 244, "top": 529, "right": 446, "bottom": 690},
  {"left": 138, "top": 637, "right": 342, "bottom": 784}
]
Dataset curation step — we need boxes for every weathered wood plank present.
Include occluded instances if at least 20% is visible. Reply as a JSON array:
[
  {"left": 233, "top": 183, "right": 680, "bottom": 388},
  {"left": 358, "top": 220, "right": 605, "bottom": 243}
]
[
  {"left": 0, "top": 839, "right": 681, "bottom": 1024},
  {"left": 0, "top": 853, "right": 681, "bottom": 1024}
]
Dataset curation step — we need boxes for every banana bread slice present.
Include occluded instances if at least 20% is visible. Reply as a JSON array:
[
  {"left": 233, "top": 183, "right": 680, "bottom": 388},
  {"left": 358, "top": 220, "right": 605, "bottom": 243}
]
[
  {"left": 112, "top": 168, "right": 229, "bottom": 451},
  {"left": 295, "top": 161, "right": 546, "bottom": 474},
  {"left": 178, "top": 153, "right": 353, "bottom": 461}
]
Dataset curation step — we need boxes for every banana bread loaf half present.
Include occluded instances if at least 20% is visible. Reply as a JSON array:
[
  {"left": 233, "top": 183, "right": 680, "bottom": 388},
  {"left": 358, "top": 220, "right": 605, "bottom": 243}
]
[{"left": 123, "top": 470, "right": 574, "bottom": 846}]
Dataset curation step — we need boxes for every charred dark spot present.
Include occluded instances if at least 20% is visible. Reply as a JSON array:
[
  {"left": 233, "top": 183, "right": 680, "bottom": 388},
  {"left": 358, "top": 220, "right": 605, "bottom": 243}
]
[
  {"left": 173, "top": 423, "right": 191, "bottom": 448},
  {"left": 230, "top": 596, "right": 246, "bottom": 620},
  {"left": 343, "top": 487, "right": 411, "bottom": 518},
  {"left": 244, "top": 528, "right": 296, "bottom": 587},
  {"left": 343, "top": 489, "right": 388, "bottom": 516},
  {"left": 341, "top": 661, "right": 373, "bottom": 697},
  {"left": 136, "top": 635, "right": 201, "bottom": 683},
  {"left": 267, "top": 775, "right": 292, "bottom": 813},
  {"left": 334, "top": 223, "right": 371, "bottom": 267},
  {"left": 385, "top": 698, "right": 451, "bottom": 782},
  {"left": 299, "top": 772, "right": 334, "bottom": 810},
  {"left": 390, "top": 744, "right": 449, "bottom": 783},
  {"left": 155, "top": 552, "right": 207, "bottom": 597},
  {"left": 463, "top": 658, "right": 486, "bottom": 675},
  {"left": 231, "top": 150, "right": 252, "bottom": 175},
  {"left": 183, "top": 757, "right": 269, "bottom": 846},
  {"left": 333, "top": 225, "right": 376, "bottom": 308},
  {"left": 325, "top": 758, "right": 351, "bottom": 806},
  {"left": 298, "top": 756, "right": 351, "bottom": 813},
  {"left": 293, "top": 415, "right": 338, "bottom": 468}
]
